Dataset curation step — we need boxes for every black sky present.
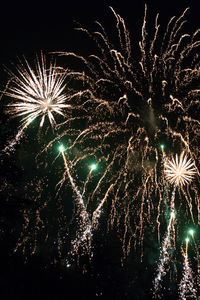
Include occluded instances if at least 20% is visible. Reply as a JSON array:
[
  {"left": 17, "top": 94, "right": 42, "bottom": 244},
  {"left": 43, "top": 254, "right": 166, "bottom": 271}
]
[{"left": 0, "top": 0, "right": 199, "bottom": 62}]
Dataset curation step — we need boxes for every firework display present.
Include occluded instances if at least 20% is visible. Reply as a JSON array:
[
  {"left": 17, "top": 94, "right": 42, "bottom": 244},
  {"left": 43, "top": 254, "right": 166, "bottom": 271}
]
[{"left": 1, "top": 5, "right": 200, "bottom": 299}]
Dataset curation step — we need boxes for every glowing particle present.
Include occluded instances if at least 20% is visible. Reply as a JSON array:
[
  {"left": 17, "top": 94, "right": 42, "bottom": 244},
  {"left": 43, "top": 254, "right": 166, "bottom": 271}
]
[
  {"left": 59, "top": 144, "right": 65, "bottom": 153},
  {"left": 160, "top": 144, "right": 165, "bottom": 150},
  {"left": 90, "top": 163, "right": 97, "bottom": 171},
  {"left": 185, "top": 237, "right": 189, "bottom": 243},
  {"left": 188, "top": 229, "right": 194, "bottom": 237}
]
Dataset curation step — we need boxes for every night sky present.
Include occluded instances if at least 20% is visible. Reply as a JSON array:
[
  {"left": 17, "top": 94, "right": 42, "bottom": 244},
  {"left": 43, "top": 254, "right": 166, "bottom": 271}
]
[
  {"left": 0, "top": 0, "right": 200, "bottom": 299},
  {"left": 0, "top": 0, "right": 199, "bottom": 61}
]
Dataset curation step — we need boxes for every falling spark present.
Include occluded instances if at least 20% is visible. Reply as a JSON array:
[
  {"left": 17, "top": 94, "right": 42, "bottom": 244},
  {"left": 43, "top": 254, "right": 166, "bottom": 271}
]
[
  {"left": 2, "top": 117, "right": 33, "bottom": 154},
  {"left": 188, "top": 229, "right": 194, "bottom": 239},
  {"left": 59, "top": 144, "right": 93, "bottom": 261},
  {"left": 153, "top": 189, "right": 176, "bottom": 297},
  {"left": 178, "top": 245, "right": 197, "bottom": 300}
]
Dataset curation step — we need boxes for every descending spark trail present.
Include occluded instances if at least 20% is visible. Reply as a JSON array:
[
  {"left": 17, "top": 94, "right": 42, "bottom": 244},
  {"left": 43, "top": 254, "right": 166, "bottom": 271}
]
[
  {"left": 187, "top": 229, "right": 200, "bottom": 293},
  {"left": 178, "top": 242, "right": 197, "bottom": 300},
  {"left": 58, "top": 145, "right": 93, "bottom": 261},
  {"left": 153, "top": 191, "right": 176, "bottom": 297},
  {"left": 2, "top": 117, "right": 33, "bottom": 154},
  {"left": 58, "top": 144, "right": 114, "bottom": 262}
]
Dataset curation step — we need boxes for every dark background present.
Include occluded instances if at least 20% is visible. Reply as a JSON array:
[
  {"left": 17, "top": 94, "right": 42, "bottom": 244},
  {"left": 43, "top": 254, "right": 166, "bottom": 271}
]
[
  {"left": 0, "top": 0, "right": 199, "bottom": 62},
  {"left": 0, "top": 0, "right": 200, "bottom": 299}
]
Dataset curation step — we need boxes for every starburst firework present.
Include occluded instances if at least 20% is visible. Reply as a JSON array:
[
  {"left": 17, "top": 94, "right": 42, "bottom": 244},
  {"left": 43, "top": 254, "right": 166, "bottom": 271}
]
[
  {"left": 6, "top": 53, "right": 70, "bottom": 127},
  {"left": 164, "top": 152, "right": 196, "bottom": 186}
]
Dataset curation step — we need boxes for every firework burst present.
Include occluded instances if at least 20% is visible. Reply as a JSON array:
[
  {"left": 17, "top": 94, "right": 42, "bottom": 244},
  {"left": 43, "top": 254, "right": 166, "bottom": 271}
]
[
  {"left": 6, "top": 53, "right": 70, "bottom": 128},
  {"left": 164, "top": 152, "right": 196, "bottom": 187}
]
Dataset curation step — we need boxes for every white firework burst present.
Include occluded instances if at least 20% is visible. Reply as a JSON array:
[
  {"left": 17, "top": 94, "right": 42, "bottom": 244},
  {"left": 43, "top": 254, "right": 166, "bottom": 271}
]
[
  {"left": 164, "top": 152, "right": 196, "bottom": 187},
  {"left": 6, "top": 53, "right": 70, "bottom": 127}
]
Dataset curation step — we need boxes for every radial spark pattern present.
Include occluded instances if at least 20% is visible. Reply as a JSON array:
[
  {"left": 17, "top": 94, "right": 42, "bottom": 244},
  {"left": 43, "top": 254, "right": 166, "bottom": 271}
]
[
  {"left": 164, "top": 152, "right": 196, "bottom": 186},
  {"left": 6, "top": 54, "right": 70, "bottom": 127}
]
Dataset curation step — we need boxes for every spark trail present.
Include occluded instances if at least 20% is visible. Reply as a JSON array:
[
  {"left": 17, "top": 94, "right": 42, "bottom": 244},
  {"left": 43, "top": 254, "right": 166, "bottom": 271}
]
[
  {"left": 57, "top": 143, "right": 115, "bottom": 262},
  {"left": 58, "top": 144, "right": 93, "bottom": 261},
  {"left": 153, "top": 191, "right": 176, "bottom": 297},
  {"left": 2, "top": 117, "right": 33, "bottom": 155},
  {"left": 178, "top": 242, "right": 197, "bottom": 300}
]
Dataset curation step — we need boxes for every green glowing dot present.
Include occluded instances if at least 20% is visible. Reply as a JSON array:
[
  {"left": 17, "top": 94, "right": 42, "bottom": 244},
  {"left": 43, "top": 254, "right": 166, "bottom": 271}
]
[
  {"left": 188, "top": 229, "right": 194, "bottom": 236},
  {"left": 59, "top": 144, "right": 65, "bottom": 153},
  {"left": 160, "top": 144, "right": 165, "bottom": 149},
  {"left": 90, "top": 163, "right": 97, "bottom": 171},
  {"left": 185, "top": 237, "right": 190, "bottom": 243}
]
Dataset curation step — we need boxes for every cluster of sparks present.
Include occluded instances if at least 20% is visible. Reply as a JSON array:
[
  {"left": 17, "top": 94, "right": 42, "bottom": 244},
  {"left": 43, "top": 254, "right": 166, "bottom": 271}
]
[
  {"left": 2, "top": 54, "right": 70, "bottom": 154},
  {"left": 164, "top": 151, "right": 196, "bottom": 187},
  {"left": 1, "top": 5, "right": 200, "bottom": 299},
  {"left": 6, "top": 54, "right": 70, "bottom": 127}
]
